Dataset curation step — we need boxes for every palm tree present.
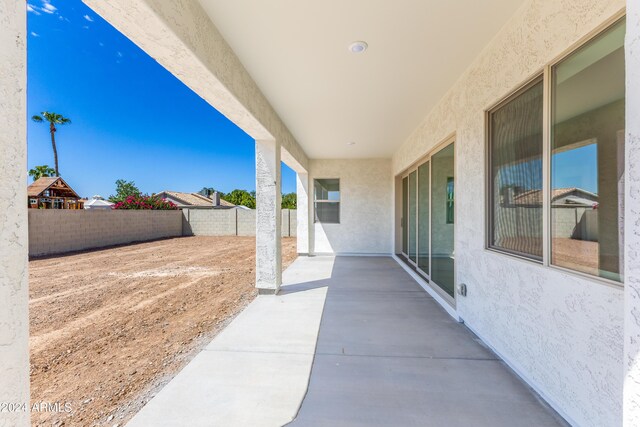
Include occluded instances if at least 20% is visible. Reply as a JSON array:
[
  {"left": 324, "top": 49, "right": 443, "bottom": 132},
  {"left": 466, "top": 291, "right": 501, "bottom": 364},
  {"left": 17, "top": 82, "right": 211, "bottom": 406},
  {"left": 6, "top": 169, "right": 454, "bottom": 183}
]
[
  {"left": 28, "top": 165, "right": 56, "bottom": 182},
  {"left": 31, "top": 112, "right": 71, "bottom": 176}
]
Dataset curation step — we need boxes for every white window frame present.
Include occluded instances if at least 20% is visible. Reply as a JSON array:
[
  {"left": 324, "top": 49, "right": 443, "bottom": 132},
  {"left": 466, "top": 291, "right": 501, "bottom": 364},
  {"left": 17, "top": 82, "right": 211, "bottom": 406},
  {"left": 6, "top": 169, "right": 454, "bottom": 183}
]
[{"left": 313, "top": 178, "right": 340, "bottom": 224}]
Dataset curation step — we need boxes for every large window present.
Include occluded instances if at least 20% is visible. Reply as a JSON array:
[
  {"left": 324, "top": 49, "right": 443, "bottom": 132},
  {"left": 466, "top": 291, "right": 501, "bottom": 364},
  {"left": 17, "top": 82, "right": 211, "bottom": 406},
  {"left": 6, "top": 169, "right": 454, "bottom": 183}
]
[
  {"left": 487, "top": 18, "right": 625, "bottom": 283},
  {"left": 488, "top": 78, "right": 544, "bottom": 259},
  {"left": 314, "top": 179, "right": 340, "bottom": 223},
  {"left": 551, "top": 19, "right": 625, "bottom": 282}
]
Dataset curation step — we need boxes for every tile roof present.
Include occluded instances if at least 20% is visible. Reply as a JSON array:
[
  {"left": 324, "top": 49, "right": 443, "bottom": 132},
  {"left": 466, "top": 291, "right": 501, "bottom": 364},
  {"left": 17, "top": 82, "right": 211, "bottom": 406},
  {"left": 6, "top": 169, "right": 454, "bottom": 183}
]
[
  {"left": 159, "top": 191, "right": 234, "bottom": 207},
  {"left": 512, "top": 188, "right": 597, "bottom": 205}
]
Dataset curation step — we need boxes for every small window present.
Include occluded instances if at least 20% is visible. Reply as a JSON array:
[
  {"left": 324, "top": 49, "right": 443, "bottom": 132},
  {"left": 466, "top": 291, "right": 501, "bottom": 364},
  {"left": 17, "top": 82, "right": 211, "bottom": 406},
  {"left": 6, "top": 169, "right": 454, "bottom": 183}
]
[{"left": 314, "top": 179, "right": 340, "bottom": 223}]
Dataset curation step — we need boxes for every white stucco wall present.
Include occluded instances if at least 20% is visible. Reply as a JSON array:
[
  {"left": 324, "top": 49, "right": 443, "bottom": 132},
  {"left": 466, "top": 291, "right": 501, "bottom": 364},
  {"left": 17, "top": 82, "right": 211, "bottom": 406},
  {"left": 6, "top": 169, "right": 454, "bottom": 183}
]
[
  {"left": 624, "top": 0, "right": 640, "bottom": 424},
  {"left": 0, "top": 1, "right": 28, "bottom": 426},
  {"left": 310, "top": 159, "right": 392, "bottom": 255},
  {"left": 392, "top": 1, "right": 625, "bottom": 426},
  {"left": 296, "top": 172, "right": 311, "bottom": 254}
]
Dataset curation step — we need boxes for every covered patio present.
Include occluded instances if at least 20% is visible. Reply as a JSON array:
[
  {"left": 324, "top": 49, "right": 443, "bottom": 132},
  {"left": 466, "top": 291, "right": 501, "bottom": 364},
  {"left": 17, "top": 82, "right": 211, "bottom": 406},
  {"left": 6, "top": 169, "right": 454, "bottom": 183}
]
[
  {"left": 2, "top": 0, "right": 640, "bottom": 426},
  {"left": 126, "top": 256, "right": 566, "bottom": 427}
]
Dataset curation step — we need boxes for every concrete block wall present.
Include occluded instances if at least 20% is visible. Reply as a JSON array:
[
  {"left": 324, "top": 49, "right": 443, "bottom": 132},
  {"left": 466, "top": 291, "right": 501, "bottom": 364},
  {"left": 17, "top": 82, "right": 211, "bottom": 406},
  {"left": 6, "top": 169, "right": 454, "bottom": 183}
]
[
  {"left": 287, "top": 209, "right": 297, "bottom": 238},
  {"left": 28, "top": 208, "right": 297, "bottom": 257},
  {"left": 182, "top": 208, "right": 237, "bottom": 236},
  {"left": 28, "top": 210, "right": 183, "bottom": 257},
  {"left": 182, "top": 208, "right": 296, "bottom": 237},
  {"left": 237, "top": 209, "right": 256, "bottom": 236},
  {"left": 281, "top": 209, "right": 297, "bottom": 237}
]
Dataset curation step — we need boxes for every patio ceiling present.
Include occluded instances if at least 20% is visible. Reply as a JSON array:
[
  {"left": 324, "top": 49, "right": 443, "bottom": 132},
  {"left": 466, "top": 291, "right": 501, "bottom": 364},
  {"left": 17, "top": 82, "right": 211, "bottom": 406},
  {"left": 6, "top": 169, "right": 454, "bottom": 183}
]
[{"left": 198, "top": 0, "right": 527, "bottom": 159}]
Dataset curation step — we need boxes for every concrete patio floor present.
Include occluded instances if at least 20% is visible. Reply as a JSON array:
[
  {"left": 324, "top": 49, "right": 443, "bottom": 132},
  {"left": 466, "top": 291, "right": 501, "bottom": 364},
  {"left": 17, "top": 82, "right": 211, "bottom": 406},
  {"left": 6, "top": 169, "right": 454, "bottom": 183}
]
[{"left": 127, "top": 256, "right": 567, "bottom": 427}]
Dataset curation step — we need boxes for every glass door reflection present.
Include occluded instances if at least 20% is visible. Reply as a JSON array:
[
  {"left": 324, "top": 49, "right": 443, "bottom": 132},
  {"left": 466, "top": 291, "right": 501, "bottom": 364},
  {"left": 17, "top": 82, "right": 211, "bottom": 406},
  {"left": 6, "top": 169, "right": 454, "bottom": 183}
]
[
  {"left": 431, "top": 143, "right": 455, "bottom": 298},
  {"left": 408, "top": 171, "right": 417, "bottom": 263},
  {"left": 417, "top": 161, "right": 430, "bottom": 276}
]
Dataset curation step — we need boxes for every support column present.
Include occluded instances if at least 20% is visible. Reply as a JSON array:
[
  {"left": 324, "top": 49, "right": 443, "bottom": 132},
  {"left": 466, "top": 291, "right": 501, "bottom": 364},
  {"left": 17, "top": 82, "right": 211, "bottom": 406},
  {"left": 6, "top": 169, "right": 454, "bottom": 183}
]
[
  {"left": 256, "top": 140, "right": 282, "bottom": 293},
  {"left": 296, "top": 172, "right": 312, "bottom": 255},
  {"left": 624, "top": 2, "right": 640, "bottom": 425},
  {"left": 0, "top": 1, "right": 29, "bottom": 426}
]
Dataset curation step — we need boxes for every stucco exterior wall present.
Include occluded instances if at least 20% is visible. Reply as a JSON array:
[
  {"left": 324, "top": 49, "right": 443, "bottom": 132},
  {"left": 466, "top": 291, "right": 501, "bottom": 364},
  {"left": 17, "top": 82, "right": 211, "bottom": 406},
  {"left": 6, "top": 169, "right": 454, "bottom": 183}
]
[
  {"left": 0, "top": 1, "right": 28, "bottom": 425},
  {"left": 310, "top": 159, "right": 392, "bottom": 255},
  {"left": 29, "top": 210, "right": 183, "bottom": 257},
  {"left": 391, "top": 1, "right": 625, "bottom": 426},
  {"left": 624, "top": 0, "right": 640, "bottom": 423}
]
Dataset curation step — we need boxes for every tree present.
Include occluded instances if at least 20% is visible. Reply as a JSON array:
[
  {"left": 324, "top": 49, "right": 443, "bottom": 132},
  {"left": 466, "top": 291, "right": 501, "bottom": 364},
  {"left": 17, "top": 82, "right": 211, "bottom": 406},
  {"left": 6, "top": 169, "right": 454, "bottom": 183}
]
[
  {"left": 31, "top": 111, "right": 71, "bottom": 176},
  {"left": 109, "top": 179, "right": 142, "bottom": 203},
  {"left": 28, "top": 165, "right": 56, "bottom": 182},
  {"left": 113, "top": 194, "right": 177, "bottom": 210},
  {"left": 223, "top": 189, "right": 256, "bottom": 209},
  {"left": 281, "top": 192, "right": 297, "bottom": 209}
]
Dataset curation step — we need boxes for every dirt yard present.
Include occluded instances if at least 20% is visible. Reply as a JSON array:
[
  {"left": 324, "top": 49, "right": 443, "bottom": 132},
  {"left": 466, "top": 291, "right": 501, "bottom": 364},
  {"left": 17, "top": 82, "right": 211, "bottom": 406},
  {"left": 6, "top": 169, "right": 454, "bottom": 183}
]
[{"left": 29, "top": 236, "right": 298, "bottom": 427}]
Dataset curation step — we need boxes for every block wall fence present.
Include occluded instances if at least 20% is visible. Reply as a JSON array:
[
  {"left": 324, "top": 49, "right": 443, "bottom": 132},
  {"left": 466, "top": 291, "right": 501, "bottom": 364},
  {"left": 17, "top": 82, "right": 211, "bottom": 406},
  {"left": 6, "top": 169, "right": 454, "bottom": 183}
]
[
  {"left": 28, "top": 209, "right": 183, "bottom": 256},
  {"left": 181, "top": 208, "right": 297, "bottom": 238},
  {"left": 28, "top": 209, "right": 296, "bottom": 257}
]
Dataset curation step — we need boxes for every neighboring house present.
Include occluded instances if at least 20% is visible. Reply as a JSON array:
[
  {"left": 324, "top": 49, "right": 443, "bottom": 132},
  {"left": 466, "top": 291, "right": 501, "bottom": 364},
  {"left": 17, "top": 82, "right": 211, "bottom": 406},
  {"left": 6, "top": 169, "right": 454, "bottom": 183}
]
[
  {"left": 27, "top": 177, "right": 83, "bottom": 209},
  {"left": 156, "top": 190, "right": 235, "bottom": 209},
  {"left": 84, "top": 195, "right": 114, "bottom": 210},
  {"left": 499, "top": 187, "right": 600, "bottom": 243},
  {"left": 510, "top": 187, "right": 598, "bottom": 208}
]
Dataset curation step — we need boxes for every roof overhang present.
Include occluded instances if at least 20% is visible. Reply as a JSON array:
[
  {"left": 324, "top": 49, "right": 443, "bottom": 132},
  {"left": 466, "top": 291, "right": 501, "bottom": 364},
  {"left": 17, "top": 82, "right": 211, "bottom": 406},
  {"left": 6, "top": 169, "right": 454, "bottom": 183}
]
[{"left": 198, "top": 0, "right": 527, "bottom": 159}]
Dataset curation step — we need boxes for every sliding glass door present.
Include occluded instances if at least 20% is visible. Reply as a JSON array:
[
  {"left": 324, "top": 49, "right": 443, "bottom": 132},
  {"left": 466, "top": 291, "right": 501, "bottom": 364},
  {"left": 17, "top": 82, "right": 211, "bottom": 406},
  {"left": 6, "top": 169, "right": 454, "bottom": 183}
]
[
  {"left": 417, "top": 161, "right": 430, "bottom": 275},
  {"left": 431, "top": 143, "right": 455, "bottom": 297},
  {"left": 408, "top": 171, "right": 418, "bottom": 263},
  {"left": 402, "top": 177, "right": 408, "bottom": 255},
  {"left": 401, "top": 141, "right": 455, "bottom": 302}
]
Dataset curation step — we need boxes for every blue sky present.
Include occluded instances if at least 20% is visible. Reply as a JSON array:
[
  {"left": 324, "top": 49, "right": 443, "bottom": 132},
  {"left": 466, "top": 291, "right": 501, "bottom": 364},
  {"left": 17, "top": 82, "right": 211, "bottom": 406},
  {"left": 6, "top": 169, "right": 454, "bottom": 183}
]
[
  {"left": 552, "top": 143, "right": 598, "bottom": 193},
  {"left": 498, "top": 142, "right": 598, "bottom": 194},
  {"left": 27, "top": 0, "right": 296, "bottom": 198}
]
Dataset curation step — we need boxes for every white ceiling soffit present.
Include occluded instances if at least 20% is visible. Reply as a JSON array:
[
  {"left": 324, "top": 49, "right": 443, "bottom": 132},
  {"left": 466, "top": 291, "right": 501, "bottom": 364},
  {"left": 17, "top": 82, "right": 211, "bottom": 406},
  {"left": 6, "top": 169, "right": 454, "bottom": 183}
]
[{"left": 198, "top": 0, "right": 526, "bottom": 159}]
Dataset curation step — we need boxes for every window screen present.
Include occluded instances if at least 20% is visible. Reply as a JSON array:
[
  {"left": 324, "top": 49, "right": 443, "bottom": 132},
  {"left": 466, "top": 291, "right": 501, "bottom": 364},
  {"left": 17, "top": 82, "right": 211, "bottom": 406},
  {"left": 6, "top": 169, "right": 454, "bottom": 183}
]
[{"left": 488, "top": 78, "right": 544, "bottom": 259}]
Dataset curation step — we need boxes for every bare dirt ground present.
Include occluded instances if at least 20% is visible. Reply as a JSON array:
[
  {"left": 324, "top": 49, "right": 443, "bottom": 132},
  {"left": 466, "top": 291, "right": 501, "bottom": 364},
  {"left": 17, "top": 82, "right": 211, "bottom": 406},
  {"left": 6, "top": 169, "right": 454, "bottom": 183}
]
[
  {"left": 29, "top": 236, "right": 297, "bottom": 427},
  {"left": 496, "top": 237, "right": 600, "bottom": 275},
  {"left": 552, "top": 237, "right": 599, "bottom": 275}
]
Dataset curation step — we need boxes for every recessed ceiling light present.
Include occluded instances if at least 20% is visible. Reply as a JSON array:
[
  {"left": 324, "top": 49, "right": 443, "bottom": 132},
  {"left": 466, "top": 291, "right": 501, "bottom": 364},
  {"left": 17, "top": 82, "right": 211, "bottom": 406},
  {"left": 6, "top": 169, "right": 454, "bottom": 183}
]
[
  {"left": 348, "top": 41, "right": 368, "bottom": 54},
  {"left": 347, "top": 141, "right": 356, "bottom": 146}
]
